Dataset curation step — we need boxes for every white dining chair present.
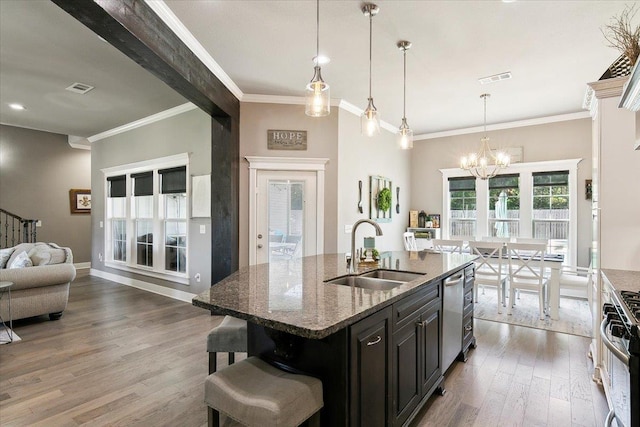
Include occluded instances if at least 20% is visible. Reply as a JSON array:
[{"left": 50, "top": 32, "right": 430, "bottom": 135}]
[
  {"left": 559, "top": 263, "right": 593, "bottom": 305},
  {"left": 506, "top": 242, "right": 549, "bottom": 320},
  {"left": 432, "top": 239, "right": 466, "bottom": 253},
  {"left": 403, "top": 232, "right": 418, "bottom": 251},
  {"left": 468, "top": 241, "right": 508, "bottom": 312}
]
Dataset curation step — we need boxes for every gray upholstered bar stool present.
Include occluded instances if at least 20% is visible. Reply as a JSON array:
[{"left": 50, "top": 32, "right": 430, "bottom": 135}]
[
  {"left": 207, "top": 316, "right": 247, "bottom": 374},
  {"left": 205, "top": 356, "right": 323, "bottom": 427}
]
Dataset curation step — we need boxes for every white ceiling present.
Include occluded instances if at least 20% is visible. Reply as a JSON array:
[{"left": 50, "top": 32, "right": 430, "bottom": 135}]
[{"left": 0, "top": 0, "right": 632, "bottom": 139}]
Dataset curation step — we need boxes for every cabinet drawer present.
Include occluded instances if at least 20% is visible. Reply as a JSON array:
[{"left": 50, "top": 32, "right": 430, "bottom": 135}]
[
  {"left": 393, "top": 281, "right": 440, "bottom": 328},
  {"left": 462, "top": 313, "right": 474, "bottom": 347},
  {"left": 463, "top": 289, "right": 473, "bottom": 314}
]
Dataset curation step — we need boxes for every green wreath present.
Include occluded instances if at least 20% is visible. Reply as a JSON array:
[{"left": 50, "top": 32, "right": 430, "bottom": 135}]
[{"left": 377, "top": 187, "right": 392, "bottom": 212}]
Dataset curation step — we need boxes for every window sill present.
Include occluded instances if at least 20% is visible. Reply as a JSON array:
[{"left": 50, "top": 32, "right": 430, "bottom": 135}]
[{"left": 104, "top": 261, "right": 190, "bottom": 285}]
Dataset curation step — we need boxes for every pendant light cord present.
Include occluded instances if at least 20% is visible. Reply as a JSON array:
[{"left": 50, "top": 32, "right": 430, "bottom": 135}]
[
  {"left": 368, "top": 10, "right": 373, "bottom": 98},
  {"left": 316, "top": 0, "right": 319, "bottom": 59},
  {"left": 403, "top": 47, "right": 407, "bottom": 119}
]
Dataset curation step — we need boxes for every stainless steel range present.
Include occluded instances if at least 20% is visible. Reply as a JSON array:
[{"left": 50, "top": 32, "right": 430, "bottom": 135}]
[{"left": 601, "top": 290, "right": 640, "bottom": 427}]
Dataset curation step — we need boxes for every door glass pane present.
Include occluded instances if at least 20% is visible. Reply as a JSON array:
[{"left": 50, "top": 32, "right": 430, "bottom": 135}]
[{"left": 268, "top": 180, "right": 304, "bottom": 263}]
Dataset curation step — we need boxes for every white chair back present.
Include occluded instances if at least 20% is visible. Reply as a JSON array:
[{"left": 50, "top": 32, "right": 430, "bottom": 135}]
[
  {"left": 432, "top": 239, "right": 465, "bottom": 253},
  {"left": 507, "top": 242, "right": 547, "bottom": 283},
  {"left": 468, "top": 241, "right": 508, "bottom": 313},
  {"left": 403, "top": 232, "right": 418, "bottom": 251},
  {"left": 481, "top": 236, "right": 511, "bottom": 243}
]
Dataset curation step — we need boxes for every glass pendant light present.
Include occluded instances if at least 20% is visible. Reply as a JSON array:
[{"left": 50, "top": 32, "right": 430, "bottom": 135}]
[
  {"left": 361, "top": 3, "right": 380, "bottom": 136},
  {"left": 305, "top": 0, "right": 330, "bottom": 117},
  {"left": 460, "top": 94, "right": 510, "bottom": 179},
  {"left": 397, "top": 40, "right": 413, "bottom": 149}
]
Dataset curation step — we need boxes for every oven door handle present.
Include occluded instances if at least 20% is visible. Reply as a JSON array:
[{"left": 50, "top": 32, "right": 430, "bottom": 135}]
[{"left": 599, "top": 318, "right": 630, "bottom": 367}]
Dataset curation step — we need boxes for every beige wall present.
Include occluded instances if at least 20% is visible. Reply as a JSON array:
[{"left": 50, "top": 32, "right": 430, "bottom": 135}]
[
  {"left": 410, "top": 118, "right": 593, "bottom": 266},
  {"left": 337, "top": 109, "right": 412, "bottom": 253},
  {"left": 0, "top": 124, "right": 92, "bottom": 262},
  {"left": 239, "top": 103, "right": 339, "bottom": 266}
]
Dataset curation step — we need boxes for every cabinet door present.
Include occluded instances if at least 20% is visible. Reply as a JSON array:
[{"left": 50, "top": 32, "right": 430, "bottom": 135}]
[
  {"left": 420, "top": 299, "right": 442, "bottom": 395},
  {"left": 392, "top": 314, "right": 421, "bottom": 426},
  {"left": 350, "top": 307, "right": 392, "bottom": 427}
]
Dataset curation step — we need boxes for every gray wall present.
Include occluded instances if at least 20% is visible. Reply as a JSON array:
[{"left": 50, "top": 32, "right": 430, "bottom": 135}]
[
  {"left": 410, "top": 118, "right": 593, "bottom": 266},
  {"left": 90, "top": 108, "right": 212, "bottom": 294},
  {"left": 0, "top": 124, "right": 91, "bottom": 262},
  {"left": 239, "top": 102, "right": 339, "bottom": 266},
  {"left": 337, "top": 108, "right": 412, "bottom": 253}
]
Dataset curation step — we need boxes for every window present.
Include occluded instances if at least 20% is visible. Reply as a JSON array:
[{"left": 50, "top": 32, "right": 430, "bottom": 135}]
[
  {"left": 107, "top": 175, "right": 127, "bottom": 262},
  {"left": 449, "top": 177, "right": 476, "bottom": 238},
  {"left": 533, "top": 171, "right": 569, "bottom": 257},
  {"left": 441, "top": 159, "right": 580, "bottom": 265},
  {"left": 488, "top": 174, "right": 520, "bottom": 238},
  {"left": 103, "top": 154, "right": 189, "bottom": 282}
]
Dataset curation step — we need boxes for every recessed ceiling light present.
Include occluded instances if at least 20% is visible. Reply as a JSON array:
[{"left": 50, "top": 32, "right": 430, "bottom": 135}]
[
  {"left": 8, "top": 103, "right": 26, "bottom": 110},
  {"left": 478, "top": 71, "right": 512, "bottom": 85},
  {"left": 313, "top": 55, "right": 330, "bottom": 65}
]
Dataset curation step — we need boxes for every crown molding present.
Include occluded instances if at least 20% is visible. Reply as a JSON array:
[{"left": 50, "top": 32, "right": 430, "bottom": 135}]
[
  {"left": 68, "top": 135, "right": 91, "bottom": 150},
  {"left": 88, "top": 103, "right": 197, "bottom": 143},
  {"left": 144, "top": 0, "right": 243, "bottom": 100},
  {"left": 414, "top": 111, "right": 591, "bottom": 141}
]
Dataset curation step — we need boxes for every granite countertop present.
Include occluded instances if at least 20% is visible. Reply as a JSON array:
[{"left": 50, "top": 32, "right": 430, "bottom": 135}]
[
  {"left": 193, "top": 251, "right": 475, "bottom": 339},
  {"left": 601, "top": 268, "right": 640, "bottom": 293}
]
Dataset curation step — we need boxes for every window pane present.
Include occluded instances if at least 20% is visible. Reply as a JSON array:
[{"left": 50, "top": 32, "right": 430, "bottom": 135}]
[
  {"left": 165, "top": 194, "right": 187, "bottom": 219},
  {"left": 108, "top": 197, "right": 126, "bottom": 218},
  {"left": 112, "top": 219, "right": 126, "bottom": 262},
  {"left": 135, "top": 195, "right": 153, "bottom": 218},
  {"left": 165, "top": 220, "right": 186, "bottom": 272},
  {"left": 533, "top": 171, "right": 570, "bottom": 258},
  {"left": 136, "top": 220, "right": 153, "bottom": 267},
  {"left": 450, "top": 178, "right": 476, "bottom": 238}
]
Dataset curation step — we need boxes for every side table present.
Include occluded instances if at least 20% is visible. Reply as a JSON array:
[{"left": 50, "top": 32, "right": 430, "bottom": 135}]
[{"left": 0, "top": 281, "right": 14, "bottom": 343}]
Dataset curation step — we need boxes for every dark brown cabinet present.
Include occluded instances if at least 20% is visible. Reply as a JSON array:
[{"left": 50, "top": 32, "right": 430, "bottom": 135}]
[
  {"left": 350, "top": 306, "right": 393, "bottom": 427},
  {"left": 391, "top": 282, "right": 442, "bottom": 427}
]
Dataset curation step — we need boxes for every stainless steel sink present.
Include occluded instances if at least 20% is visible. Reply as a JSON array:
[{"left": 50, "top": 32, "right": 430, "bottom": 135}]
[
  {"left": 359, "top": 269, "right": 424, "bottom": 282},
  {"left": 326, "top": 276, "right": 405, "bottom": 291}
]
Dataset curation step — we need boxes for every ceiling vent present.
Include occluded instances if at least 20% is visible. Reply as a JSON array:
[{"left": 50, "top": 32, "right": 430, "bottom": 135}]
[
  {"left": 478, "top": 72, "right": 512, "bottom": 85},
  {"left": 65, "top": 82, "right": 94, "bottom": 94}
]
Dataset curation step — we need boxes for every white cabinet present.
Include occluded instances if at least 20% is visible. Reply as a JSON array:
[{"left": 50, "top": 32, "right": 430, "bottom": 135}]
[
  {"left": 407, "top": 228, "right": 441, "bottom": 250},
  {"left": 586, "top": 75, "right": 640, "bottom": 385}
]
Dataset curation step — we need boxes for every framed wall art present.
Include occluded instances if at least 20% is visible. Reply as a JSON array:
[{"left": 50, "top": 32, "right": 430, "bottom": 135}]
[{"left": 70, "top": 189, "right": 91, "bottom": 214}]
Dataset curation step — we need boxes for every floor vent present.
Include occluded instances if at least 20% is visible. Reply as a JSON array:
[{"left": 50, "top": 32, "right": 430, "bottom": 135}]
[
  {"left": 66, "top": 82, "right": 94, "bottom": 94},
  {"left": 479, "top": 72, "right": 512, "bottom": 85}
]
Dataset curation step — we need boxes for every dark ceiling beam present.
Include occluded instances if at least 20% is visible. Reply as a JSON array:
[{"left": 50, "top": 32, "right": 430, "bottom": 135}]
[{"left": 50, "top": 0, "right": 239, "bottom": 119}]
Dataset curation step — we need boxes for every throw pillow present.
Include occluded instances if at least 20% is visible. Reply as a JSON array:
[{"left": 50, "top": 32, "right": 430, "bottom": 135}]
[
  {"left": 0, "top": 247, "right": 15, "bottom": 269},
  {"left": 9, "top": 251, "right": 33, "bottom": 269},
  {"left": 30, "top": 250, "right": 51, "bottom": 266}
]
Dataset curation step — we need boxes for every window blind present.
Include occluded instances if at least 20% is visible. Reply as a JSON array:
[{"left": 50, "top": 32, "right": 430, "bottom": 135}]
[
  {"left": 107, "top": 175, "right": 126, "bottom": 198},
  {"left": 488, "top": 174, "right": 519, "bottom": 190},
  {"left": 158, "top": 166, "right": 186, "bottom": 194},
  {"left": 533, "top": 171, "right": 569, "bottom": 186},
  {"left": 449, "top": 177, "right": 476, "bottom": 191},
  {"left": 131, "top": 171, "right": 153, "bottom": 196}
]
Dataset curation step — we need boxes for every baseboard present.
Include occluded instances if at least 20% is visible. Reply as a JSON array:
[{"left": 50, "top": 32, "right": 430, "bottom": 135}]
[
  {"left": 74, "top": 262, "right": 91, "bottom": 270},
  {"left": 89, "top": 268, "right": 196, "bottom": 303}
]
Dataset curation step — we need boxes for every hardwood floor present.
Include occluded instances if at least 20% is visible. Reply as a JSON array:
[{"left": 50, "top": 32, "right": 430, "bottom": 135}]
[{"left": 0, "top": 275, "right": 608, "bottom": 426}]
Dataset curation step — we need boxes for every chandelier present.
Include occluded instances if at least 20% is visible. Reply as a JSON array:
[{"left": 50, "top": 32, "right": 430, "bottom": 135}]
[{"left": 460, "top": 93, "right": 510, "bottom": 180}]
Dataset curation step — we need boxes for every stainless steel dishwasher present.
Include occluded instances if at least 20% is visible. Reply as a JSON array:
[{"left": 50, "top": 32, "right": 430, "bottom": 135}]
[{"left": 442, "top": 270, "right": 464, "bottom": 372}]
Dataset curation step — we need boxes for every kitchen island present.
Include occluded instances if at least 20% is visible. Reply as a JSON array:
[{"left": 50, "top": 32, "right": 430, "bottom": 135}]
[{"left": 193, "top": 251, "right": 476, "bottom": 427}]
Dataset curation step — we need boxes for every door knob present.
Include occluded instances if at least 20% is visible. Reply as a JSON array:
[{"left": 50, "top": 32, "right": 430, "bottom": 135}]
[{"left": 258, "top": 234, "right": 263, "bottom": 239}]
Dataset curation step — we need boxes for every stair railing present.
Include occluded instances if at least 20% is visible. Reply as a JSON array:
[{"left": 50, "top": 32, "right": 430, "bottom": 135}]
[{"left": 0, "top": 208, "right": 38, "bottom": 248}]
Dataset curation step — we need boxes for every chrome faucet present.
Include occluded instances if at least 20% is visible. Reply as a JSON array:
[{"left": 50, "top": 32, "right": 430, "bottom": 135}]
[{"left": 349, "top": 219, "right": 383, "bottom": 273}]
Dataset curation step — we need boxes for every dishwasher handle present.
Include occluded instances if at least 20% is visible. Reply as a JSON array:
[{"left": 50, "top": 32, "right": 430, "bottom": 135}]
[{"left": 444, "top": 273, "right": 463, "bottom": 286}]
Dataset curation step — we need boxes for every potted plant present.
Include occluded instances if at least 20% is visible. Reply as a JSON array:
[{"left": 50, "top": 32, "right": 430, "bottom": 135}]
[
  {"left": 602, "top": 5, "right": 640, "bottom": 67},
  {"left": 425, "top": 215, "right": 433, "bottom": 228}
]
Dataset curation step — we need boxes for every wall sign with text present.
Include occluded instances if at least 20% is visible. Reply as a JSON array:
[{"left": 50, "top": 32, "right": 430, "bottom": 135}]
[{"left": 267, "top": 130, "right": 307, "bottom": 150}]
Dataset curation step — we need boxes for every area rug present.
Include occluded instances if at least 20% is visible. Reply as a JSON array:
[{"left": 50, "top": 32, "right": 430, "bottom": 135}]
[
  {"left": 473, "top": 287, "right": 592, "bottom": 337},
  {"left": 0, "top": 328, "right": 21, "bottom": 344}
]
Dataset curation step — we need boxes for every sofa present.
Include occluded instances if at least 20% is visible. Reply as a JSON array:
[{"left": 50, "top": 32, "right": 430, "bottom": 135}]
[{"left": 0, "top": 242, "right": 76, "bottom": 321}]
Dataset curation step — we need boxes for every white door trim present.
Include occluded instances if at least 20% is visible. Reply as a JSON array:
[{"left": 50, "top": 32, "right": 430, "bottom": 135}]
[{"left": 246, "top": 156, "right": 329, "bottom": 265}]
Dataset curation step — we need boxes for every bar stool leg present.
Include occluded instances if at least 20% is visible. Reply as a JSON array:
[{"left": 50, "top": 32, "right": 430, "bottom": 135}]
[
  {"left": 208, "top": 407, "right": 220, "bottom": 427},
  {"left": 209, "top": 352, "right": 217, "bottom": 374},
  {"left": 228, "top": 352, "right": 235, "bottom": 365}
]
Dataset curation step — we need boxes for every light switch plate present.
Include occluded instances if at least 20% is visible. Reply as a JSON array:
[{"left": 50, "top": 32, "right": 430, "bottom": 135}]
[{"left": 200, "top": 225, "right": 206, "bottom": 234}]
